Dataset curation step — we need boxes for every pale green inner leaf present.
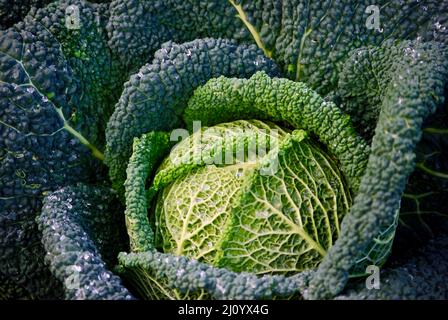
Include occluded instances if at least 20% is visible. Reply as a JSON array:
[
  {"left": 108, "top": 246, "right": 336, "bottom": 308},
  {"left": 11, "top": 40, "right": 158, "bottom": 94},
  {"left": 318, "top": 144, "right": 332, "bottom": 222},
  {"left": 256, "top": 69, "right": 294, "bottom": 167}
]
[
  {"left": 216, "top": 131, "right": 352, "bottom": 275},
  {"left": 153, "top": 120, "right": 352, "bottom": 275}
]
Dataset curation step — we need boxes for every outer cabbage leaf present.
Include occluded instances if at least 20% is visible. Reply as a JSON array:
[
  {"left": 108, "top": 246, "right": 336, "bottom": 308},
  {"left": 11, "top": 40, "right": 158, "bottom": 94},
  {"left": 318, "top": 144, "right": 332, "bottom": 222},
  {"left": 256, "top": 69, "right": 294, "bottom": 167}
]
[
  {"left": 307, "top": 40, "right": 448, "bottom": 299},
  {"left": 106, "top": 0, "right": 250, "bottom": 72},
  {"left": 0, "top": 19, "right": 94, "bottom": 299},
  {"left": 231, "top": 0, "right": 448, "bottom": 94},
  {"left": 0, "top": 0, "right": 122, "bottom": 298},
  {"left": 27, "top": 0, "right": 126, "bottom": 148},
  {"left": 117, "top": 250, "right": 313, "bottom": 300},
  {"left": 37, "top": 184, "right": 134, "bottom": 300}
]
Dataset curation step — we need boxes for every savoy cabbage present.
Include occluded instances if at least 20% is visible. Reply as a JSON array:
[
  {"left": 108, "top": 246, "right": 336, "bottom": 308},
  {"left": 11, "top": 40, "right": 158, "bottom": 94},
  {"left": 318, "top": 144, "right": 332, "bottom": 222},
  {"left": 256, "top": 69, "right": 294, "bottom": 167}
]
[{"left": 0, "top": 0, "right": 447, "bottom": 300}]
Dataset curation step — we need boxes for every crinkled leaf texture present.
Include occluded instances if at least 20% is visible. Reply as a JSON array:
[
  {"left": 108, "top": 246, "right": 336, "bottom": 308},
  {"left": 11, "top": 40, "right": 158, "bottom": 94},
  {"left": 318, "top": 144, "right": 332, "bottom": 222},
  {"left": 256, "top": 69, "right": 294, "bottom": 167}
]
[
  {"left": 307, "top": 40, "right": 448, "bottom": 299},
  {"left": 1, "top": 0, "right": 447, "bottom": 300},
  {"left": 117, "top": 250, "right": 313, "bottom": 300},
  {"left": 37, "top": 184, "right": 134, "bottom": 300},
  {"left": 0, "top": 1, "right": 114, "bottom": 298},
  {"left": 106, "top": 0, "right": 251, "bottom": 72},
  {"left": 231, "top": 0, "right": 448, "bottom": 93}
]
